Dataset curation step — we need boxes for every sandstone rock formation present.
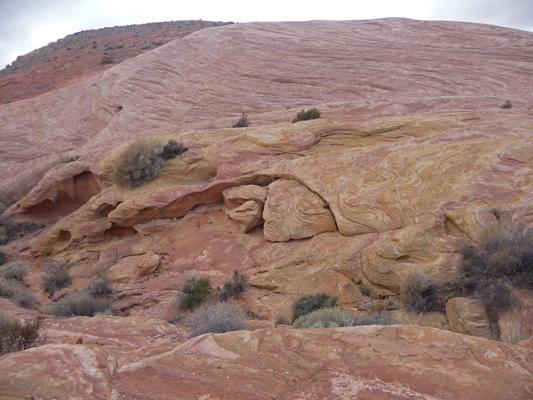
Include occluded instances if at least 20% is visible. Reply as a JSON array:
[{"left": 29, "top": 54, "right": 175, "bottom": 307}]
[
  {"left": 1, "top": 323, "right": 532, "bottom": 399},
  {"left": 263, "top": 179, "right": 337, "bottom": 241},
  {"left": 1, "top": 18, "right": 533, "bottom": 397}
]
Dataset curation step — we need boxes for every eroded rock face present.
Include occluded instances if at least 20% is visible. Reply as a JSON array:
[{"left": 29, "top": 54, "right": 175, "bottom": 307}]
[
  {"left": 446, "top": 297, "right": 493, "bottom": 339},
  {"left": 263, "top": 179, "right": 337, "bottom": 241},
  {"left": 4, "top": 325, "right": 531, "bottom": 400}
]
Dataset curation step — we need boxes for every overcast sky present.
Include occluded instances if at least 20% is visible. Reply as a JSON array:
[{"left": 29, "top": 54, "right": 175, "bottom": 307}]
[{"left": 1, "top": 0, "right": 532, "bottom": 68}]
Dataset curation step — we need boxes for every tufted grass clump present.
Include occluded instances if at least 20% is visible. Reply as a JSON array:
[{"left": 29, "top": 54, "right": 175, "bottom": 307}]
[
  {"left": 0, "top": 312, "right": 44, "bottom": 355},
  {"left": 43, "top": 291, "right": 114, "bottom": 318},
  {"left": 0, "top": 262, "right": 30, "bottom": 282},
  {"left": 83, "top": 277, "right": 115, "bottom": 298},
  {"left": 401, "top": 272, "right": 440, "bottom": 313},
  {"left": 292, "top": 293, "right": 338, "bottom": 322},
  {"left": 219, "top": 270, "right": 248, "bottom": 302},
  {"left": 292, "top": 307, "right": 394, "bottom": 329},
  {"left": 177, "top": 276, "right": 211, "bottom": 310},
  {"left": 0, "top": 279, "right": 38, "bottom": 308},
  {"left": 41, "top": 263, "right": 72, "bottom": 295},
  {"left": 292, "top": 108, "right": 321, "bottom": 123},
  {"left": 231, "top": 113, "right": 250, "bottom": 128},
  {"left": 188, "top": 303, "right": 249, "bottom": 338},
  {"left": 113, "top": 138, "right": 188, "bottom": 187}
]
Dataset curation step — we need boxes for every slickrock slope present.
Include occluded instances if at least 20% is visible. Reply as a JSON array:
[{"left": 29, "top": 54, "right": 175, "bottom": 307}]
[
  {"left": 1, "top": 18, "right": 533, "bottom": 398},
  {"left": 1, "top": 323, "right": 532, "bottom": 399},
  {"left": 0, "top": 20, "right": 230, "bottom": 104}
]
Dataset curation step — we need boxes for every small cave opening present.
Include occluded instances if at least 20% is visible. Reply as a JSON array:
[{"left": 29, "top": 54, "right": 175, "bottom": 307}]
[
  {"left": 97, "top": 203, "right": 117, "bottom": 219},
  {"left": 57, "top": 230, "right": 71, "bottom": 244},
  {"left": 73, "top": 171, "right": 102, "bottom": 204},
  {"left": 105, "top": 224, "right": 136, "bottom": 237}
]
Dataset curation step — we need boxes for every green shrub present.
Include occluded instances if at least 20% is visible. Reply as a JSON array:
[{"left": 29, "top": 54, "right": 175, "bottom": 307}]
[
  {"left": 43, "top": 291, "right": 114, "bottom": 318},
  {"left": 292, "top": 108, "right": 321, "bottom": 123},
  {"left": 41, "top": 246, "right": 53, "bottom": 256},
  {"left": 0, "top": 262, "right": 29, "bottom": 281},
  {"left": 0, "top": 312, "right": 43, "bottom": 355},
  {"left": 501, "top": 100, "right": 512, "bottom": 109},
  {"left": 177, "top": 276, "right": 211, "bottom": 310},
  {"left": 188, "top": 303, "right": 249, "bottom": 338},
  {"left": 292, "top": 308, "right": 394, "bottom": 329},
  {"left": 41, "top": 264, "right": 72, "bottom": 295},
  {"left": 219, "top": 270, "right": 248, "bottom": 301},
  {"left": 231, "top": 113, "right": 250, "bottom": 128},
  {"left": 292, "top": 293, "right": 338, "bottom": 321},
  {"left": 113, "top": 138, "right": 188, "bottom": 187},
  {"left": 0, "top": 280, "right": 38, "bottom": 308},
  {"left": 0, "top": 251, "right": 7, "bottom": 265},
  {"left": 401, "top": 272, "right": 440, "bottom": 313}
]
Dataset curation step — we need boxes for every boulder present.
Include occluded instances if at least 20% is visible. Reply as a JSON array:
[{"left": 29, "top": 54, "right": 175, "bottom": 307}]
[
  {"left": 446, "top": 297, "right": 493, "bottom": 339},
  {"left": 263, "top": 179, "right": 337, "bottom": 242}
]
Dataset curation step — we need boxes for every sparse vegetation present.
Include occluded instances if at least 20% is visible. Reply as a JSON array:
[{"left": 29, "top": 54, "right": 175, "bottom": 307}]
[
  {"left": 292, "top": 293, "right": 338, "bottom": 322},
  {"left": 0, "top": 280, "right": 38, "bottom": 308},
  {"left": 101, "top": 55, "right": 114, "bottom": 64},
  {"left": 41, "top": 246, "right": 53, "bottom": 256},
  {"left": 113, "top": 138, "right": 188, "bottom": 187},
  {"left": 401, "top": 272, "right": 440, "bottom": 313},
  {"left": 292, "top": 308, "right": 394, "bottom": 329},
  {"left": 159, "top": 139, "right": 188, "bottom": 161},
  {"left": 501, "top": 100, "right": 512, "bottom": 109},
  {"left": 0, "top": 221, "right": 46, "bottom": 245},
  {"left": 187, "top": 303, "right": 249, "bottom": 338},
  {"left": 0, "top": 262, "right": 30, "bottom": 282},
  {"left": 0, "top": 312, "right": 44, "bottom": 355},
  {"left": 292, "top": 108, "right": 321, "bottom": 123},
  {"left": 59, "top": 155, "right": 80, "bottom": 163},
  {"left": 83, "top": 277, "right": 115, "bottom": 298},
  {"left": 0, "top": 251, "right": 7, "bottom": 265},
  {"left": 43, "top": 291, "right": 114, "bottom": 318},
  {"left": 219, "top": 270, "right": 248, "bottom": 301},
  {"left": 177, "top": 276, "right": 211, "bottom": 310},
  {"left": 41, "top": 264, "right": 72, "bottom": 295},
  {"left": 231, "top": 113, "right": 250, "bottom": 128},
  {"left": 275, "top": 314, "right": 290, "bottom": 326}
]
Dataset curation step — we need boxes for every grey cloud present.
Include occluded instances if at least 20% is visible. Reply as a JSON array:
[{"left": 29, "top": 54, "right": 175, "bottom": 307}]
[{"left": 427, "top": 0, "right": 533, "bottom": 31}]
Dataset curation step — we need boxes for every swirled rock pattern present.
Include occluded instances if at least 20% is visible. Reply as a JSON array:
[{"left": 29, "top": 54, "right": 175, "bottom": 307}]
[
  {"left": 2, "top": 18, "right": 533, "bottom": 395},
  {"left": 263, "top": 179, "right": 337, "bottom": 241},
  {"left": 446, "top": 297, "right": 493, "bottom": 339}
]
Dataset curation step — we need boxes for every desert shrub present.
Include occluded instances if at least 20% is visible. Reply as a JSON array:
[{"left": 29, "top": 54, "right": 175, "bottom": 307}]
[
  {"left": 159, "top": 139, "right": 188, "bottom": 161},
  {"left": 0, "top": 251, "right": 7, "bottom": 265},
  {"left": 231, "top": 113, "right": 250, "bottom": 128},
  {"left": 275, "top": 314, "right": 290, "bottom": 326},
  {"left": 177, "top": 276, "right": 211, "bottom": 310},
  {"left": 459, "top": 224, "right": 533, "bottom": 292},
  {"left": 292, "top": 293, "right": 338, "bottom": 321},
  {"left": 113, "top": 139, "right": 164, "bottom": 187},
  {"left": 0, "top": 221, "right": 46, "bottom": 245},
  {"left": 401, "top": 272, "right": 440, "bottom": 313},
  {"left": 359, "top": 285, "right": 370, "bottom": 296},
  {"left": 0, "top": 262, "right": 30, "bottom": 281},
  {"left": 188, "top": 303, "right": 249, "bottom": 338},
  {"left": 83, "top": 278, "right": 115, "bottom": 297},
  {"left": 113, "top": 138, "right": 188, "bottom": 187},
  {"left": 292, "top": 108, "right": 321, "bottom": 123},
  {"left": 219, "top": 270, "right": 248, "bottom": 302},
  {"left": 0, "top": 280, "right": 38, "bottom": 308},
  {"left": 101, "top": 55, "right": 113, "bottom": 64},
  {"left": 501, "top": 100, "right": 512, "bottom": 109},
  {"left": 292, "top": 308, "right": 394, "bottom": 329},
  {"left": 43, "top": 291, "right": 114, "bottom": 318},
  {"left": 41, "top": 264, "right": 72, "bottom": 295},
  {"left": 0, "top": 313, "right": 43, "bottom": 355},
  {"left": 59, "top": 155, "right": 80, "bottom": 163}
]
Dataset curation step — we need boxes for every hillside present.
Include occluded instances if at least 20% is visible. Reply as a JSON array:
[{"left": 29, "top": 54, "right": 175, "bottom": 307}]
[
  {"left": 0, "top": 20, "right": 231, "bottom": 104},
  {"left": 1, "top": 18, "right": 533, "bottom": 399}
]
